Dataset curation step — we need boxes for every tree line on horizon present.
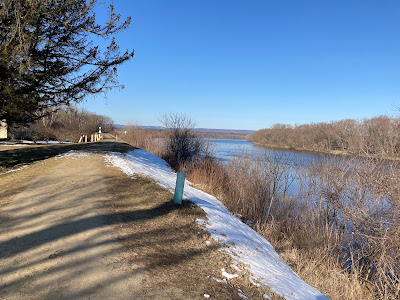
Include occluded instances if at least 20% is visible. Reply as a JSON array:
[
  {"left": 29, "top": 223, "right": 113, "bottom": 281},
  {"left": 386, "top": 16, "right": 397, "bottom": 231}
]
[
  {"left": 249, "top": 115, "right": 400, "bottom": 158},
  {"left": 9, "top": 106, "right": 113, "bottom": 142}
]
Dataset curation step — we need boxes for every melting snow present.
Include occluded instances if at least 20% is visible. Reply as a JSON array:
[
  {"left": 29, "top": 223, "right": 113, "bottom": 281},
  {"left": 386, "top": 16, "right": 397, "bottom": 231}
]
[
  {"left": 0, "top": 140, "right": 71, "bottom": 145},
  {"left": 221, "top": 268, "right": 239, "bottom": 279},
  {"left": 104, "top": 149, "right": 330, "bottom": 300},
  {"left": 56, "top": 150, "right": 94, "bottom": 160},
  {"left": 0, "top": 165, "right": 28, "bottom": 176}
]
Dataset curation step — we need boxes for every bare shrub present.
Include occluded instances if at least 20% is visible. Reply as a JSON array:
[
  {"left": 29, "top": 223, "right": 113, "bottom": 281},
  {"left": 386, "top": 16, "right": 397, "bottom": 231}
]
[
  {"left": 8, "top": 106, "right": 113, "bottom": 142},
  {"left": 188, "top": 150, "right": 400, "bottom": 299},
  {"left": 160, "top": 113, "right": 208, "bottom": 170},
  {"left": 288, "top": 157, "right": 400, "bottom": 298},
  {"left": 187, "top": 157, "right": 228, "bottom": 199},
  {"left": 7, "top": 124, "right": 32, "bottom": 140},
  {"left": 31, "top": 107, "right": 112, "bottom": 142},
  {"left": 250, "top": 116, "right": 400, "bottom": 158}
]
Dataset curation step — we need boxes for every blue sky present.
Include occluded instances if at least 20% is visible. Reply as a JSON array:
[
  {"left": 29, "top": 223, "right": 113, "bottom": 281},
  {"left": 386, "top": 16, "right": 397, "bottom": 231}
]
[{"left": 79, "top": 0, "right": 400, "bottom": 130}]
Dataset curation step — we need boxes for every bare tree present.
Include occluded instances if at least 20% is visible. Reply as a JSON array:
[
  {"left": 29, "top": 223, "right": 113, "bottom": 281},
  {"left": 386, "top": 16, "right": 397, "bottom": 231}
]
[
  {"left": 250, "top": 116, "right": 400, "bottom": 159},
  {"left": 160, "top": 112, "right": 206, "bottom": 170}
]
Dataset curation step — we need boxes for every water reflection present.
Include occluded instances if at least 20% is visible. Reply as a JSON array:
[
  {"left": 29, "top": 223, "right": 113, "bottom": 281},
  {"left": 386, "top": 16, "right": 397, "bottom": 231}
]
[{"left": 207, "top": 138, "right": 333, "bottom": 167}]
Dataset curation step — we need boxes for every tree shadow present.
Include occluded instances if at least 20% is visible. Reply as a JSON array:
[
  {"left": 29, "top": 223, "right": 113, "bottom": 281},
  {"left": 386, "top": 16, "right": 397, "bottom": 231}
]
[
  {"left": 0, "top": 141, "right": 135, "bottom": 169},
  {"left": 0, "top": 201, "right": 180, "bottom": 259},
  {"left": 0, "top": 198, "right": 220, "bottom": 299}
]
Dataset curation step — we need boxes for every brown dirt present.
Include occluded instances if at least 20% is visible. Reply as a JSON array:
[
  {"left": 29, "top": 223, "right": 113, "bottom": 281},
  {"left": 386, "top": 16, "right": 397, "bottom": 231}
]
[
  {"left": 0, "top": 140, "right": 271, "bottom": 299},
  {"left": 0, "top": 150, "right": 144, "bottom": 299},
  {"left": 102, "top": 160, "right": 271, "bottom": 299}
]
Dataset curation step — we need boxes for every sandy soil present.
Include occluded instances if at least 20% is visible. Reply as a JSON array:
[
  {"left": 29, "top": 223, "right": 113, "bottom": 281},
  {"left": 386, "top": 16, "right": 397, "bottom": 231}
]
[{"left": 0, "top": 152, "right": 144, "bottom": 299}]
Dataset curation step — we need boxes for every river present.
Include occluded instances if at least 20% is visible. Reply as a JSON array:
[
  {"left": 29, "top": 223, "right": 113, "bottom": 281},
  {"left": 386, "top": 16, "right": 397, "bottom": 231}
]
[{"left": 207, "top": 138, "right": 334, "bottom": 166}]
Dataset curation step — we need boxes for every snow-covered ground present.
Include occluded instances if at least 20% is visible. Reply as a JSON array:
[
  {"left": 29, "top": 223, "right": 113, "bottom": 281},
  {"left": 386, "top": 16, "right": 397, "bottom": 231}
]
[
  {"left": 105, "top": 149, "right": 329, "bottom": 300},
  {"left": 0, "top": 140, "right": 71, "bottom": 145}
]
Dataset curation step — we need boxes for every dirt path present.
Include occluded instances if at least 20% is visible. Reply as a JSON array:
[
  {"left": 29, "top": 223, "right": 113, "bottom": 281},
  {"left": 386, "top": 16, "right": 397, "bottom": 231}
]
[
  {"left": 0, "top": 150, "right": 144, "bottom": 299},
  {"left": 0, "top": 140, "right": 270, "bottom": 300}
]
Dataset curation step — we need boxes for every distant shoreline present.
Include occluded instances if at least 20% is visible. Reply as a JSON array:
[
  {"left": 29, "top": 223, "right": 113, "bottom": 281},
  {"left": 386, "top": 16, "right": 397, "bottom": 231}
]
[{"left": 252, "top": 142, "right": 400, "bottom": 161}]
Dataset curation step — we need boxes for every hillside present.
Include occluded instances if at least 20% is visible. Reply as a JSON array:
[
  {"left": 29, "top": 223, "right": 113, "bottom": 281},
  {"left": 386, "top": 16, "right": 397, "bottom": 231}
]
[{"left": 0, "top": 137, "right": 327, "bottom": 299}]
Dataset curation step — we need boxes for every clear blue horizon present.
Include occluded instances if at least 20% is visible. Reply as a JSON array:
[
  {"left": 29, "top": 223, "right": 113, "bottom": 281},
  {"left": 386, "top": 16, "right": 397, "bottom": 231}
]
[{"left": 79, "top": 0, "right": 400, "bottom": 130}]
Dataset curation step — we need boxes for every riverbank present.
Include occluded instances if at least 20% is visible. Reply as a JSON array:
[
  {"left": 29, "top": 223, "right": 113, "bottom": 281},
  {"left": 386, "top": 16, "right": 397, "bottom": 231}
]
[
  {"left": 0, "top": 139, "right": 327, "bottom": 299},
  {"left": 252, "top": 141, "right": 400, "bottom": 161},
  {"left": 187, "top": 139, "right": 396, "bottom": 299}
]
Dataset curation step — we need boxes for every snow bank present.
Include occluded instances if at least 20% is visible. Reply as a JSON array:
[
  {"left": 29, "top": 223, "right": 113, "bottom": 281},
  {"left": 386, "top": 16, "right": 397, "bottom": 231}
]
[{"left": 105, "top": 149, "right": 329, "bottom": 300}]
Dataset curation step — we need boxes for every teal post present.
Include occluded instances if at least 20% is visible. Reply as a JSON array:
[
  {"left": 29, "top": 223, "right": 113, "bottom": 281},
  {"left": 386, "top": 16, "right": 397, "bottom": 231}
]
[{"left": 173, "top": 172, "right": 186, "bottom": 205}]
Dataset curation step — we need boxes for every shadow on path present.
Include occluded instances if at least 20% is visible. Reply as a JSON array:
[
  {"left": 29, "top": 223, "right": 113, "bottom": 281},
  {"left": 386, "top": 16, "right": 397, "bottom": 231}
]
[
  {"left": 0, "top": 201, "right": 178, "bottom": 259},
  {"left": 0, "top": 140, "right": 135, "bottom": 169}
]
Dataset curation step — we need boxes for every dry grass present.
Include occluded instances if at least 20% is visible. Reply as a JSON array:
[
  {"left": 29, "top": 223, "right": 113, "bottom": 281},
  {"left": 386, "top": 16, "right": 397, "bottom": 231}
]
[
  {"left": 186, "top": 154, "right": 400, "bottom": 299},
  {"left": 115, "top": 126, "right": 164, "bottom": 157},
  {"left": 106, "top": 130, "right": 400, "bottom": 298},
  {"left": 261, "top": 222, "right": 376, "bottom": 300},
  {"left": 102, "top": 160, "right": 281, "bottom": 299}
]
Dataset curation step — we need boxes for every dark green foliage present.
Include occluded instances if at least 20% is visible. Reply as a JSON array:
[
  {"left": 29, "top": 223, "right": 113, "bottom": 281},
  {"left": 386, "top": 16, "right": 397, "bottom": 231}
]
[{"left": 0, "top": 0, "right": 133, "bottom": 124}]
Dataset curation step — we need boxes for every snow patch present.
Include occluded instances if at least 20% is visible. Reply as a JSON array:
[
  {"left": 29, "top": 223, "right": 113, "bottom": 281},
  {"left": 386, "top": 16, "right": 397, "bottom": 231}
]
[
  {"left": 249, "top": 275, "right": 261, "bottom": 287},
  {"left": 1, "top": 140, "right": 71, "bottom": 145},
  {"left": 230, "top": 264, "right": 241, "bottom": 271},
  {"left": 0, "top": 165, "right": 28, "bottom": 176},
  {"left": 56, "top": 150, "right": 94, "bottom": 160},
  {"left": 104, "top": 150, "right": 330, "bottom": 300},
  {"left": 0, "top": 143, "right": 29, "bottom": 147},
  {"left": 213, "top": 277, "right": 227, "bottom": 284},
  {"left": 221, "top": 268, "right": 239, "bottom": 279}
]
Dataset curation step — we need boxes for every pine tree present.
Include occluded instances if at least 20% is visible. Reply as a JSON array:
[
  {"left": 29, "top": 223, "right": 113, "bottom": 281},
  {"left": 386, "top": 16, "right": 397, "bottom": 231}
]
[{"left": 0, "top": 0, "right": 134, "bottom": 124}]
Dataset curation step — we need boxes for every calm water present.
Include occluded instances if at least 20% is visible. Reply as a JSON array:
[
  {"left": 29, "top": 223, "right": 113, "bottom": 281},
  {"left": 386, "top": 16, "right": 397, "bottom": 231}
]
[{"left": 207, "top": 138, "right": 332, "bottom": 166}]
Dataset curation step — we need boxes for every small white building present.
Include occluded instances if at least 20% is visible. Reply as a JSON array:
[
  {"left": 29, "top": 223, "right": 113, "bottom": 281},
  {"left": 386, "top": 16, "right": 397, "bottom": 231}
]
[{"left": 0, "top": 120, "right": 7, "bottom": 139}]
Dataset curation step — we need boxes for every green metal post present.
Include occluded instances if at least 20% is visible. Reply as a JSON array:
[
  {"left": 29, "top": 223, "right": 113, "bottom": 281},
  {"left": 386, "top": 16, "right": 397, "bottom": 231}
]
[{"left": 173, "top": 172, "right": 186, "bottom": 205}]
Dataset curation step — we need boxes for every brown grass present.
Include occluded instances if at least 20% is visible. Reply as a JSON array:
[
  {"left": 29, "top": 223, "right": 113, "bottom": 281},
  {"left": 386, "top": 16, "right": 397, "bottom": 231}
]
[
  {"left": 114, "top": 126, "right": 164, "bottom": 157},
  {"left": 96, "top": 132, "right": 398, "bottom": 299},
  {"left": 102, "top": 159, "right": 282, "bottom": 299},
  {"left": 186, "top": 154, "right": 398, "bottom": 300}
]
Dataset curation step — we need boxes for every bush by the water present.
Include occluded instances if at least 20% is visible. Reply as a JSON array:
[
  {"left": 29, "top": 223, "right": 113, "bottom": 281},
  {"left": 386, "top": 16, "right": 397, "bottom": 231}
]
[
  {"left": 187, "top": 153, "right": 400, "bottom": 299},
  {"left": 119, "top": 115, "right": 400, "bottom": 299}
]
